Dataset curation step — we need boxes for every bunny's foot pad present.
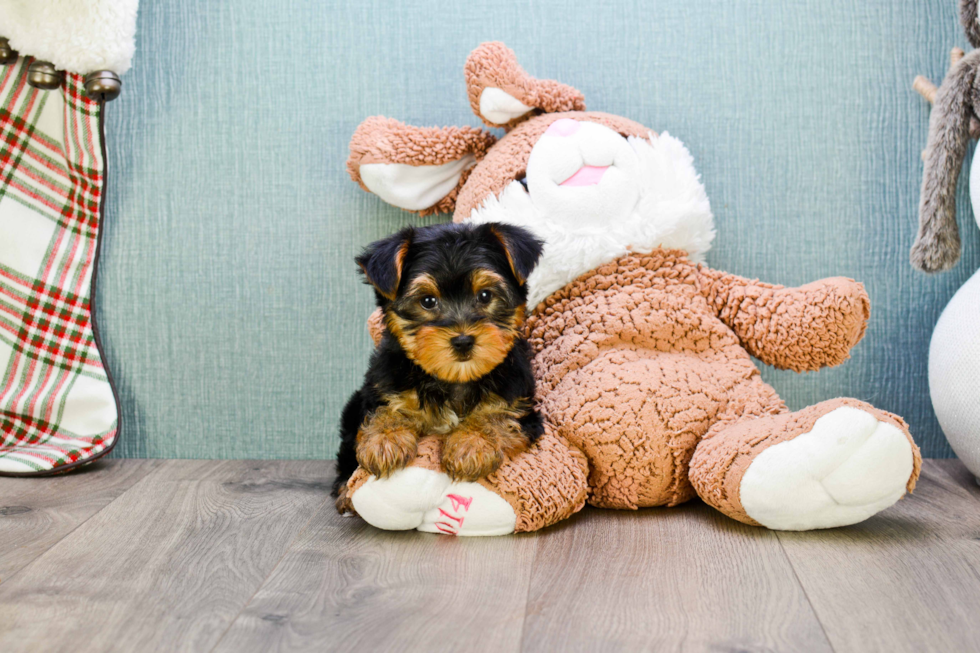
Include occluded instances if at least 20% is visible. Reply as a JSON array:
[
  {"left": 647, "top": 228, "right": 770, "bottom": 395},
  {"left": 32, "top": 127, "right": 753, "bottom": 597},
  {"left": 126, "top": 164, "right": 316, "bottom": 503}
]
[
  {"left": 739, "top": 405, "right": 917, "bottom": 530},
  {"left": 350, "top": 467, "right": 517, "bottom": 536}
]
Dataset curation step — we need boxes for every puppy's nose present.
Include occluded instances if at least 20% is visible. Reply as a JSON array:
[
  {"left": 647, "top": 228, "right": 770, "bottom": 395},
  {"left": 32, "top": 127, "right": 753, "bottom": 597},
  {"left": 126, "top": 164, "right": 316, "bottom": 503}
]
[{"left": 450, "top": 334, "right": 475, "bottom": 355}]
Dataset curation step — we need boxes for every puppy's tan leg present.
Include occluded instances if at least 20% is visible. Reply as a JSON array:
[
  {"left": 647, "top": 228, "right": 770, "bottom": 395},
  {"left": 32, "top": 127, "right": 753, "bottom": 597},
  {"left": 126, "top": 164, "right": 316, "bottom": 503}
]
[
  {"left": 443, "top": 401, "right": 530, "bottom": 482},
  {"left": 334, "top": 483, "right": 356, "bottom": 515},
  {"left": 443, "top": 427, "right": 503, "bottom": 482},
  {"left": 356, "top": 405, "right": 419, "bottom": 479}
]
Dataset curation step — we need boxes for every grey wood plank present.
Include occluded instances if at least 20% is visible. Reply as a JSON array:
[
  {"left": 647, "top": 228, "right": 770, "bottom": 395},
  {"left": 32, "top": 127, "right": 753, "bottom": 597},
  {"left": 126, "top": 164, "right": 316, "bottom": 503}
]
[
  {"left": 0, "top": 460, "right": 331, "bottom": 653},
  {"left": 778, "top": 459, "right": 980, "bottom": 653},
  {"left": 213, "top": 495, "right": 538, "bottom": 653},
  {"left": 0, "top": 459, "right": 160, "bottom": 583},
  {"left": 934, "top": 457, "right": 980, "bottom": 500},
  {"left": 519, "top": 502, "right": 833, "bottom": 653}
]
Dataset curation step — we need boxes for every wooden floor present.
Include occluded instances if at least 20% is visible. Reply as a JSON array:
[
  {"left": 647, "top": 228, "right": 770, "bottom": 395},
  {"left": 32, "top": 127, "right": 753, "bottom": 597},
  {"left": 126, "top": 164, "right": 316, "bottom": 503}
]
[{"left": 0, "top": 460, "right": 978, "bottom": 652}]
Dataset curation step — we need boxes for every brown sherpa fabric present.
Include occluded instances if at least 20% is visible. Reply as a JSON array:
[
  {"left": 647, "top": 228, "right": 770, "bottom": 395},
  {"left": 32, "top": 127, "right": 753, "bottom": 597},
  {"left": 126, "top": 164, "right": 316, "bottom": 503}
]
[
  {"left": 453, "top": 111, "right": 654, "bottom": 221},
  {"left": 367, "top": 306, "right": 385, "bottom": 346},
  {"left": 464, "top": 41, "right": 586, "bottom": 130},
  {"left": 697, "top": 269, "right": 870, "bottom": 372},
  {"left": 478, "top": 425, "right": 589, "bottom": 532},
  {"left": 688, "top": 398, "right": 922, "bottom": 526},
  {"left": 347, "top": 117, "right": 497, "bottom": 216},
  {"left": 524, "top": 249, "right": 875, "bottom": 510}
]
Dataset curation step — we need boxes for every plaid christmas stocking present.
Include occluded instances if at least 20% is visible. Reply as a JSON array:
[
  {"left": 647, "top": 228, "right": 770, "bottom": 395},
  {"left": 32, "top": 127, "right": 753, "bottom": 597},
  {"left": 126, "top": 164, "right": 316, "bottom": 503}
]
[{"left": 0, "top": 57, "right": 119, "bottom": 474}]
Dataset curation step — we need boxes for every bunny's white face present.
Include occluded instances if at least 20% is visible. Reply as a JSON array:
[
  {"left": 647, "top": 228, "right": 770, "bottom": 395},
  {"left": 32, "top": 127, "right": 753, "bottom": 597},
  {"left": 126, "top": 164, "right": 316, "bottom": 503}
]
[
  {"left": 466, "top": 119, "right": 715, "bottom": 308},
  {"left": 523, "top": 119, "right": 644, "bottom": 229}
]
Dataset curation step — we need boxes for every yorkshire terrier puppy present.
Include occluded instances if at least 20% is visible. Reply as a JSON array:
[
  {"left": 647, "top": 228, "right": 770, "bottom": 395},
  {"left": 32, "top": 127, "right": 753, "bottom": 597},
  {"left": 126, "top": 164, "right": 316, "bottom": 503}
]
[{"left": 332, "top": 222, "right": 545, "bottom": 510}]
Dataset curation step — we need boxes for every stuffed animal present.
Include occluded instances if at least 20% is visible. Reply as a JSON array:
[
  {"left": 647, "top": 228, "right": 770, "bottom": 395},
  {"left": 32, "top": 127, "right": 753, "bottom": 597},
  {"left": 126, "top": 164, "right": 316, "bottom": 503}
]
[
  {"left": 911, "top": 0, "right": 980, "bottom": 482},
  {"left": 339, "top": 42, "right": 922, "bottom": 535}
]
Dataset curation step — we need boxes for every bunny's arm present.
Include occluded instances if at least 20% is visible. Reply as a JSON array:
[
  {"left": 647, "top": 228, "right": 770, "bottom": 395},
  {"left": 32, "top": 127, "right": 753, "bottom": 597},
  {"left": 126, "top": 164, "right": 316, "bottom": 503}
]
[
  {"left": 367, "top": 307, "right": 385, "bottom": 346},
  {"left": 696, "top": 267, "right": 870, "bottom": 372}
]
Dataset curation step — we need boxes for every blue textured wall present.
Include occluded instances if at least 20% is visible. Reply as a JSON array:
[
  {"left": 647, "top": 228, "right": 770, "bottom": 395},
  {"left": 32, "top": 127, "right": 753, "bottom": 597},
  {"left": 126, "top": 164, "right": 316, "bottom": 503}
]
[{"left": 100, "top": 0, "right": 975, "bottom": 459}]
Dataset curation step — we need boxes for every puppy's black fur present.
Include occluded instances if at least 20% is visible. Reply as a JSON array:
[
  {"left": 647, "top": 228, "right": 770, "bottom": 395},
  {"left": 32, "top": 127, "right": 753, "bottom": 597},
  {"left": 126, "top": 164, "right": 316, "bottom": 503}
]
[{"left": 332, "top": 222, "right": 545, "bottom": 499}]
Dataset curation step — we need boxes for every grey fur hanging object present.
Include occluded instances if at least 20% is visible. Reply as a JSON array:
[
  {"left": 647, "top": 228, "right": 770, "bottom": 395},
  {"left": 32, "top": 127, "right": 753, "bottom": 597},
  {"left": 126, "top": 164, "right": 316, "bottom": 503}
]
[
  {"left": 963, "top": 0, "right": 980, "bottom": 48},
  {"left": 912, "top": 0, "right": 980, "bottom": 272}
]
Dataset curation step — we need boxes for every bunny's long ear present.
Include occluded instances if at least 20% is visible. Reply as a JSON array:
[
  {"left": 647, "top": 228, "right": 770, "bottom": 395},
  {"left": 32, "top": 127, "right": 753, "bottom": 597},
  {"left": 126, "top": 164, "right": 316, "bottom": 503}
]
[
  {"left": 347, "top": 117, "right": 496, "bottom": 216},
  {"left": 912, "top": 53, "right": 980, "bottom": 272},
  {"left": 465, "top": 42, "right": 585, "bottom": 130},
  {"left": 962, "top": 0, "right": 980, "bottom": 49}
]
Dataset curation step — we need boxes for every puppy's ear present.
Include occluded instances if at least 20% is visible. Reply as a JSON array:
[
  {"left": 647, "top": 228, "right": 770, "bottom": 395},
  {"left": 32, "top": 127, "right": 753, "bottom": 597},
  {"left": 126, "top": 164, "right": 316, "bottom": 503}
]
[
  {"left": 465, "top": 42, "right": 586, "bottom": 130},
  {"left": 484, "top": 223, "right": 544, "bottom": 286},
  {"left": 356, "top": 228, "right": 414, "bottom": 300},
  {"left": 348, "top": 117, "right": 496, "bottom": 216}
]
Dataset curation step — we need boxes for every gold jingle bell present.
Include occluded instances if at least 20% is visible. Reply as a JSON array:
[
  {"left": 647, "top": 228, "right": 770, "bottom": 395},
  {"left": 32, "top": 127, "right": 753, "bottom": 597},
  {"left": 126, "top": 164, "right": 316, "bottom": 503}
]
[
  {"left": 84, "top": 70, "right": 122, "bottom": 102},
  {"left": 27, "top": 60, "right": 62, "bottom": 90},
  {"left": 0, "top": 37, "right": 17, "bottom": 65}
]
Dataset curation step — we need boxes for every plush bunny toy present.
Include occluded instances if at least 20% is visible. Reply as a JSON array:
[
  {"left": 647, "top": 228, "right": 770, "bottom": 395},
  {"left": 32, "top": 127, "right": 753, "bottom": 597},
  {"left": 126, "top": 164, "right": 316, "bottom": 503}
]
[
  {"left": 340, "top": 42, "right": 922, "bottom": 536},
  {"left": 911, "top": 0, "right": 980, "bottom": 482}
]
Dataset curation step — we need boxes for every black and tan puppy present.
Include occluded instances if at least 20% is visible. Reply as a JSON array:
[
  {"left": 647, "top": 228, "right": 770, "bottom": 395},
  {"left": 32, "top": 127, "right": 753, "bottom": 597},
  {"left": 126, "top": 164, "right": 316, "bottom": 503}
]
[{"left": 332, "top": 222, "right": 545, "bottom": 510}]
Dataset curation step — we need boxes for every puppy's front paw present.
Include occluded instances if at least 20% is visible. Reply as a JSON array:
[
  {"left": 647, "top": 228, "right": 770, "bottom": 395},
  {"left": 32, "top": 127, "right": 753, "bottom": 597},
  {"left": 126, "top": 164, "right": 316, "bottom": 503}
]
[
  {"left": 334, "top": 483, "right": 356, "bottom": 515},
  {"left": 356, "top": 427, "right": 418, "bottom": 479},
  {"left": 443, "top": 429, "right": 502, "bottom": 482}
]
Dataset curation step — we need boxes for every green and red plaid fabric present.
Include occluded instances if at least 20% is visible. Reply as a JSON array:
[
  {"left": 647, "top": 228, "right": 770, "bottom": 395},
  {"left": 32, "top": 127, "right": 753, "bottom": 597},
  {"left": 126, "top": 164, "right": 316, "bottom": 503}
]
[{"left": 0, "top": 57, "right": 118, "bottom": 475}]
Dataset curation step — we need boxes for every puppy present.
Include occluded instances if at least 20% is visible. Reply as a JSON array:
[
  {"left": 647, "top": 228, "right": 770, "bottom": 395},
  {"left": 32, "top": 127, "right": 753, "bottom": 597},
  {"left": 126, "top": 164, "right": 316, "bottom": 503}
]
[{"left": 332, "top": 222, "right": 545, "bottom": 511}]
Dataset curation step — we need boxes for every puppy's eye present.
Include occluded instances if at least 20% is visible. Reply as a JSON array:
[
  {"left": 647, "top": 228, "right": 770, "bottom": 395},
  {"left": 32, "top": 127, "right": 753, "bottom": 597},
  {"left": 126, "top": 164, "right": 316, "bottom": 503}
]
[
  {"left": 419, "top": 296, "right": 439, "bottom": 310},
  {"left": 477, "top": 289, "right": 493, "bottom": 305}
]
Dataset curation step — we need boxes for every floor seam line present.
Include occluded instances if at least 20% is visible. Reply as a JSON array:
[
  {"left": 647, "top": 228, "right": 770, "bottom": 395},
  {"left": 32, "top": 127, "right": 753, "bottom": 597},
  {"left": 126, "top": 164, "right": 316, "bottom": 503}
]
[
  {"left": 775, "top": 532, "right": 837, "bottom": 653},
  {"left": 516, "top": 533, "right": 542, "bottom": 653}
]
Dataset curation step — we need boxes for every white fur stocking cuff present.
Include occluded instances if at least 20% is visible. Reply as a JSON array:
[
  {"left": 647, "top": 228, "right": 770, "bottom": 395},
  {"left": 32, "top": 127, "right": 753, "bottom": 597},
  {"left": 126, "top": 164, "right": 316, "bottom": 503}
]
[{"left": 0, "top": 0, "right": 138, "bottom": 75}]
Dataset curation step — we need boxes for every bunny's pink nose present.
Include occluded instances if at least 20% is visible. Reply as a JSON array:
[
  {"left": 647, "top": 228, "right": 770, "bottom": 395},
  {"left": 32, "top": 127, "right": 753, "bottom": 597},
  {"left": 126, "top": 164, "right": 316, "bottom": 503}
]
[{"left": 545, "top": 118, "right": 580, "bottom": 137}]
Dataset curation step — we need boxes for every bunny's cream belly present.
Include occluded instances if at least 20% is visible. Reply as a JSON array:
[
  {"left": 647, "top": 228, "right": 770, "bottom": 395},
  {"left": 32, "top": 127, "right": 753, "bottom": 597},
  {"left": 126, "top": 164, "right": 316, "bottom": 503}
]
[{"left": 929, "top": 268, "right": 980, "bottom": 481}]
